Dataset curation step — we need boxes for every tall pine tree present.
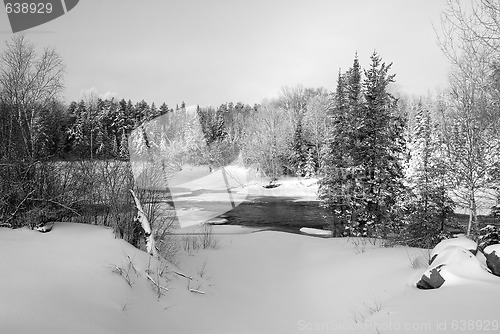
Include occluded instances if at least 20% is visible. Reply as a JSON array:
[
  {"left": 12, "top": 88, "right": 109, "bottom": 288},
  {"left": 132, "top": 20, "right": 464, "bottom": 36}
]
[
  {"left": 402, "top": 101, "right": 455, "bottom": 247},
  {"left": 319, "top": 52, "right": 405, "bottom": 237},
  {"left": 319, "top": 57, "right": 361, "bottom": 236}
]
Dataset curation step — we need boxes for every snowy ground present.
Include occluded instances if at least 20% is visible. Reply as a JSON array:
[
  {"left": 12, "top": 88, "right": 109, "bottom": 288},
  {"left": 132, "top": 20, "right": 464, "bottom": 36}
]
[
  {"left": 2, "top": 223, "right": 500, "bottom": 334},
  {"left": 2, "top": 166, "right": 499, "bottom": 333}
]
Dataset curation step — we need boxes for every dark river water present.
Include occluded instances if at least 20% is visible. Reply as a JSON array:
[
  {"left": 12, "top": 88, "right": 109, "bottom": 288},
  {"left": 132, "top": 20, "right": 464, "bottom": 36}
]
[{"left": 174, "top": 196, "right": 334, "bottom": 232}]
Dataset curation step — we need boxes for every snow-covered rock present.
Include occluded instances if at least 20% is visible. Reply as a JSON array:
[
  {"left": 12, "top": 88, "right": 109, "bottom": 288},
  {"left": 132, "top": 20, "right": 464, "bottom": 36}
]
[
  {"left": 483, "top": 244, "right": 500, "bottom": 276},
  {"left": 34, "top": 222, "right": 54, "bottom": 233},
  {"left": 417, "top": 246, "right": 491, "bottom": 289},
  {"left": 299, "top": 227, "right": 333, "bottom": 237},
  {"left": 207, "top": 218, "right": 228, "bottom": 225},
  {"left": 430, "top": 236, "right": 477, "bottom": 264}
]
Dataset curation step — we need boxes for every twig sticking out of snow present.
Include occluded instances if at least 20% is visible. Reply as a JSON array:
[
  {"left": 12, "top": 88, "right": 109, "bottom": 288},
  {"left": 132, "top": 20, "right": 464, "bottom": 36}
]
[
  {"left": 189, "top": 288, "right": 206, "bottom": 295},
  {"left": 146, "top": 274, "right": 169, "bottom": 292},
  {"left": 112, "top": 266, "right": 133, "bottom": 287},
  {"left": 173, "top": 270, "right": 193, "bottom": 280},
  {"left": 126, "top": 256, "right": 138, "bottom": 276},
  {"left": 187, "top": 280, "right": 205, "bottom": 294}
]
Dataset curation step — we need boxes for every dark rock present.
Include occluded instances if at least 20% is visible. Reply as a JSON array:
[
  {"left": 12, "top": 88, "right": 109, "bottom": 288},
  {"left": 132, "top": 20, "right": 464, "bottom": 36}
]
[
  {"left": 262, "top": 183, "right": 281, "bottom": 189},
  {"left": 483, "top": 245, "right": 500, "bottom": 277},
  {"left": 417, "top": 264, "right": 446, "bottom": 289}
]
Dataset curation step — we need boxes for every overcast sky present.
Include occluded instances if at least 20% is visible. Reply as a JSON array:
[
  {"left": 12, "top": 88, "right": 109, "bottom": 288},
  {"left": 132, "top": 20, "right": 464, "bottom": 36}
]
[{"left": 0, "top": 0, "right": 451, "bottom": 107}]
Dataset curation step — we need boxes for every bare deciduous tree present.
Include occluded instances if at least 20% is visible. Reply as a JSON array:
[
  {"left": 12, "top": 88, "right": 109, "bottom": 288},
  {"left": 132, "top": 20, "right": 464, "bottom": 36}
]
[
  {"left": 302, "top": 93, "right": 331, "bottom": 173},
  {"left": 439, "top": 0, "right": 500, "bottom": 56},
  {"left": 437, "top": 0, "right": 500, "bottom": 235},
  {"left": 242, "top": 102, "right": 294, "bottom": 181},
  {"left": 0, "top": 35, "right": 65, "bottom": 159}
]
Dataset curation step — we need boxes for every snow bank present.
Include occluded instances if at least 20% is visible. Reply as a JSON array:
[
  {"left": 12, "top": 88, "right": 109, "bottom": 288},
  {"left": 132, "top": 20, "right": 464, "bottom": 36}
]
[
  {"left": 242, "top": 177, "right": 319, "bottom": 200},
  {"left": 484, "top": 243, "right": 500, "bottom": 255},
  {"left": 430, "top": 236, "right": 477, "bottom": 263},
  {"left": 299, "top": 227, "right": 333, "bottom": 236},
  {"left": 428, "top": 246, "right": 493, "bottom": 284},
  {"left": 2, "top": 223, "right": 500, "bottom": 334},
  {"left": 0, "top": 223, "right": 167, "bottom": 334}
]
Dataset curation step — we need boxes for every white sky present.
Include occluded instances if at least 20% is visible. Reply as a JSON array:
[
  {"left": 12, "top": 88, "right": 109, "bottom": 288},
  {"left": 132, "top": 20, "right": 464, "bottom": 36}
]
[{"left": 0, "top": 0, "right": 451, "bottom": 107}]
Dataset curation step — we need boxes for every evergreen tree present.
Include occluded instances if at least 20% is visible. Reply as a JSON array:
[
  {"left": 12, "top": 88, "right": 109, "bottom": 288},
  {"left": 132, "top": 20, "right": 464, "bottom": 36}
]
[
  {"left": 110, "top": 133, "right": 118, "bottom": 157},
  {"left": 150, "top": 102, "right": 158, "bottom": 119},
  {"left": 303, "top": 148, "right": 316, "bottom": 178},
  {"left": 478, "top": 225, "right": 499, "bottom": 250},
  {"left": 159, "top": 102, "right": 170, "bottom": 115},
  {"left": 291, "top": 121, "right": 308, "bottom": 176},
  {"left": 119, "top": 130, "right": 129, "bottom": 160},
  {"left": 215, "top": 106, "right": 227, "bottom": 141},
  {"left": 70, "top": 100, "right": 88, "bottom": 157},
  {"left": 319, "top": 52, "right": 405, "bottom": 237},
  {"left": 134, "top": 100, "right": 150, "bottom": 126},
  {"left": 351, "top": 51, "right": 404, "bottom": 236},
  {"left": 401, "top": 101, "right": 455, "bottom": 247},
  {"left": 319, "top": 63, "right": 359, "bottom": 236}
]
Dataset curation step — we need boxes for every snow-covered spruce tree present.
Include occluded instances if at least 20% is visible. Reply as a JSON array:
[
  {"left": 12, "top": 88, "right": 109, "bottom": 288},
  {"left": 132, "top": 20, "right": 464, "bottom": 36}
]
[
  {"left": 291, "top": 121, "right": 308, "bottom": 176},
  {"left": 319, "top": 52, "right": 406, "bottom": 237},
  {"left": 351, "top": 52, "right": 405, "bottom": 237},
  {"left": 478, "top": 225, "right": 499, "bottom": 251},
  {"left": 214, "top": 106, "right": 227, "bottom": 141},
  {"left": 401, "top": 101, "right": 455, "bottom": 247},
  {"left": 119, "top": 130, "right": 129, "bottom": 160},
  {"left": 319, "top": 57, "right": 361, "bottom": 236},
  {"left": 303, "top": 147, "right": 316, "bottom": 179}
]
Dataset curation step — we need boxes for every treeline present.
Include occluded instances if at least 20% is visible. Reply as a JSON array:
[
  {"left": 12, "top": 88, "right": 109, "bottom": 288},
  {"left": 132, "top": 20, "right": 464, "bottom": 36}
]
[
  {"left": 0, "top": 97, "right": 171, "bottom": 161},
  {"left": 2, "top": 2, "right": 500, "bottom": 251}
]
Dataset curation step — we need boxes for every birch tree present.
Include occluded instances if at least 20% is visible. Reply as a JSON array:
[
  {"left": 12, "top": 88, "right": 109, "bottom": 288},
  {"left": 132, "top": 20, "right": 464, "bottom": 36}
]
[
  {"left": 0, "top": 35, "right": 65, "bottom": 160},
  {"left": 438, "top": 0, "right": 500, "bottom": 235}
]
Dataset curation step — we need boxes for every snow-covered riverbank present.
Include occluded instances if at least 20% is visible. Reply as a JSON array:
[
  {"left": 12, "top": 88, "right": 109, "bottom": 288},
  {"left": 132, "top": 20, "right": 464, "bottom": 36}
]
[{"left": 2, "top": 223, "right": 499, "bottom": 333}]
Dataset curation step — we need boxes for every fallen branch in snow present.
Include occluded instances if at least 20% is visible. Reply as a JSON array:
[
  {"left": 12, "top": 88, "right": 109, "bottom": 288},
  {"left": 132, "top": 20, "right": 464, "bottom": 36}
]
[
  {"left": 173, "top": 270, "right": 193, "bottom": 280},
  {"left": 187, "top": 280, "right": 205, "bottom": 294},
  {"left": 146, "top": 273, "right": 169, "bottom": 292},
  {"left": 189, "top": 288, "right": 206, "bottom": 295}
]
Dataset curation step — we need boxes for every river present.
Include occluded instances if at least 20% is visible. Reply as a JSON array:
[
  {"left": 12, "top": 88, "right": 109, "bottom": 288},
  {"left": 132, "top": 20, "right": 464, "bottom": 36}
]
[{"left": 172, "top": 196, "right": 333, "bottom": 233}]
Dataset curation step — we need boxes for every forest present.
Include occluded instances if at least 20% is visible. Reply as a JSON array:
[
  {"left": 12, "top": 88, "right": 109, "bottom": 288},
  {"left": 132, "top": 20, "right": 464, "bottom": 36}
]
[{"left": 0, "top": 0, "right": 499, "bottom": 253}]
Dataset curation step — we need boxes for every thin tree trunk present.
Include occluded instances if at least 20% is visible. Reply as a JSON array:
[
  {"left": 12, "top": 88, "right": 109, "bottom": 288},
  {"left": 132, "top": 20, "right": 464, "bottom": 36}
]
[
  {"left": 129, "top": 189, "right": 158, "bottom": 257},
  {"left": 467, "top": 191, "right": 477, "bottom": 236}
]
